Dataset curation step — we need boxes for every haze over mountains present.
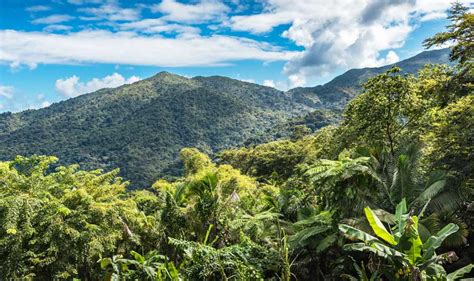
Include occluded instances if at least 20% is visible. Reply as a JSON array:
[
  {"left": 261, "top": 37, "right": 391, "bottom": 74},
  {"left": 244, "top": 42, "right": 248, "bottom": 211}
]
[{"left": 0, "top": 48, "right": 450, "bottom": 188}]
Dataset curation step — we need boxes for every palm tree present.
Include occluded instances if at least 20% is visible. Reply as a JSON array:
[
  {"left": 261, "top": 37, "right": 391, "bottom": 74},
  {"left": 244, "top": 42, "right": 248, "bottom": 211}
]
[{"left": 305, "top": 150, "right": 384, "bottom": 218}]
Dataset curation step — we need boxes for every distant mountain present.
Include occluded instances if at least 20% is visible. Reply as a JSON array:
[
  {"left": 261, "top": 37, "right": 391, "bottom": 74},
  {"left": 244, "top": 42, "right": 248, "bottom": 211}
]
[
  {"left": 288, "top": 48, "right": 451, "bottom": 109},
  {"left": 0, "top": 48, "right": 450, "bottom": 188}
]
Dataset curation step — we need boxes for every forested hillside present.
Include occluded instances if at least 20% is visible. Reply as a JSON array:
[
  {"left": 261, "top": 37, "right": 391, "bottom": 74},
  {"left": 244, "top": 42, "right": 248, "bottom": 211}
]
[
  {"left": 288, "top": 48, "right": 451, "bottom": 109},
  {"left": 0, "top": 49, "right": 449, "bottom": 188},
  {"left": 0, "top": 73, "right": 314, "bottom": 187},
  {"left": 0, "top": 3, "right": 472, "bottom": 280}
]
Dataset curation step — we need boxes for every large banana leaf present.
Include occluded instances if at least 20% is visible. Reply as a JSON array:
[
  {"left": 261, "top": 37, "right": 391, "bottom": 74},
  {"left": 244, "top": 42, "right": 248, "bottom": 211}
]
[
  {"left": 406, "top": 216, "right": 422, "bottom": 265},
  {"left": 339, "top": 224, "right": 379, "bottom": 243},
  {"left": 422, "top": 223, "right": 459, "bottom": 260},
  {"left": 343, "top": 242, "right": 405, "bottom": 259},
  {"left": 447, "top": 264, "right": 474, "bottom": 281},
  {"left": 394, "top": 198, "right": 408, "bottom": 237},
  {"left": 364, "top": 207, "right": 397, "bottom": 245}
]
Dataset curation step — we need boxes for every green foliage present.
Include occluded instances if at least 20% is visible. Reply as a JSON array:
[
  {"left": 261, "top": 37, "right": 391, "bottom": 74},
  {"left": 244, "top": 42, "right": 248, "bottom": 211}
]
[
  {"left": 424, "top": 2, "right": 473, "bottom": 66},
  {"left": 100, "top": 251, "right": 180, "bottom": 280},
  {"left": 0, "top": 8, "right": 472, "bottom": 280},
  {"left": 339, "top": 200, "right": 473, "bottom": 280},
  {"left": 305, "top": 151, "right": 381, "bottom": 218},
  {"left": 169, "top": 235, "right": 279, "bottom": 280},
  {"left": 0, "top": 155, "right": 147, "bottom": 279},
  {"left": 422, "top": 95, "right": 473, "bottom": 187},
  {"left": 0, "top": 49, "right": 450, "bottom": 188}
]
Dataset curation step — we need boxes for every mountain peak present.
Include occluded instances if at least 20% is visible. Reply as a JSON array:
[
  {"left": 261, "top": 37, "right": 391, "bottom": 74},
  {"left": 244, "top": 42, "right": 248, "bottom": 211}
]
[
  {"left": 148, "top": 71, "right": 193, "bottom": 86},
  {"left": 151, "top": 71, "right": 185, "bottom": 79}
]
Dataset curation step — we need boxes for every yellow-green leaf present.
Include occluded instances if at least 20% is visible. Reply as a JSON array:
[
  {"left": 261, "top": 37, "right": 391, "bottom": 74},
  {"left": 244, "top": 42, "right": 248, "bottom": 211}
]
[{"left": 364, "top": 207, "right": 397, "bottom": 245}]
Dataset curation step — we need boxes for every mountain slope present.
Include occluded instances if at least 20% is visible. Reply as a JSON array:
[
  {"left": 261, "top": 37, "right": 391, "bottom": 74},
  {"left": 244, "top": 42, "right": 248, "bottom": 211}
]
[
  {"left": 0, "top": 72, "right": 312, "bottom": 187},
  {"left": 288, "top": 48, "right": 451, "bottom": 109},
  {"left": 0, "top": 49, "right": 450, "bottom": 188}
]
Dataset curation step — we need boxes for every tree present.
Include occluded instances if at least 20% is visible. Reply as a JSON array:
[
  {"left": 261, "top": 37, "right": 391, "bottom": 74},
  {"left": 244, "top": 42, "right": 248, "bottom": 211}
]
[
  {"left": 340, "top": 67, "right": 422, "bottom": 156},
  {"left": 422, "top": 95, "right": 474, "bottom": 189},
  {"left": 424, "top": 2, "right": 473, "bottom": 66},
  {"left": 424, "top": 2, "right": 473, "bottom": 93},
  {"left": 305, "top": 150, "right": 382, "bottom": 218},
  {"left": 0, "top": 155, "right": 147, "bottom": 280}
]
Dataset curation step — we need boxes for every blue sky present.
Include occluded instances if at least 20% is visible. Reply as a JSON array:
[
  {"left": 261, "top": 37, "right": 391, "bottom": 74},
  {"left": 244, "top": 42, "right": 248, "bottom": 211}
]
[{"left": 0, "top": 0, "right": 465, "bottom": 112}]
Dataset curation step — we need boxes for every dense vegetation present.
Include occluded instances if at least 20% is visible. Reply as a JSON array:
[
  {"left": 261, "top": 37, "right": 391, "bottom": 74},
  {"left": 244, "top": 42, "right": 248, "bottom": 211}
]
[
  {"left": 0, "top": 47, "right": 450, "bottom": 189},
  {"left": 0, "top": 3, "right": 472, "bottom": 280}
]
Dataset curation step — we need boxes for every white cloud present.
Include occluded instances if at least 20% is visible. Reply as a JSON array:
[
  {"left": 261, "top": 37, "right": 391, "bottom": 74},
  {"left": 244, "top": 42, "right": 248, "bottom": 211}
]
[
  {"left": 119, "top": 19, "right": 200, "bottom": 35},
  {"left": 420, "top": 12, "right": 446, "bottom": 22},
  {"left": 0, "top": 30, "right": 295, "bottom": 68},
  {"left": 228, "top": 12, "right": 294, "bottom": 34},
  {"left": 43, "top": 24, "right": 73, "bottom": 32},
  {"left": 288, "top": 74, "right": 305, "bottom": 88},
  {"left": 68, "top": 0, "right": 103, "bottom": 5},
  {"left": 55, "top": 73, "right": 141, "bottom": 97},
  {"left": 226, "top": 0, "right": 470, "bottom": 86},
  {"left": 382, "top": 50, "right": 400, "bottom": 65},
  {"left": 239, "top": 78, "right": 255, "bottom": 83},
  {"left": 40, "top": 101, "right": 51, "bottom": 108},
  {"left": 152, "top": 0, "right": 229, "bottom": 23},
  {"left": 262, "top": 79, "right": 275, "bottom": 88},
  {"left": 0, "top": 85, "right": 14, "bottom": 99},
  {"left": 25, "top": 5, "right": 51, "bottom": 12},
  {"left": 31, "top": 14, "right": 75, "bottom": 25},
  {"left": 78, "top": 2, "right": 141, "bottom": 21}
]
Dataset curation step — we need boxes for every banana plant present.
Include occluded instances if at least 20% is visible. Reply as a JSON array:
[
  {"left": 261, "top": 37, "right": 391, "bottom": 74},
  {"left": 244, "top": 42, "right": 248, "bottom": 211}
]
[
  {"left": 339, "top": 199, "right": 473, "bottom": 280},
  {"left": 100, "top": 251, "right": 180, "bottom": 281}
]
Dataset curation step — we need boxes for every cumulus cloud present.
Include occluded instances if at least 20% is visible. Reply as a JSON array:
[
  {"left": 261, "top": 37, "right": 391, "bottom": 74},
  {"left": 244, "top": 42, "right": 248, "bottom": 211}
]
[
  {"left": 152, "top": 0, "right": 229, "bottom": 23},
  {"left": 0, "top": 30, "right": 295, "bottom": 68},
  {"left": 262, "top": 79, "right": 275, "bottom": 88},
  {"left": 40, "top": 101, "right": 51, "bottom": 108},
  {"left": 381, "top": 51, "right": 401, "bottom": 65},
  {"left": 0, "top": 85, "right": 14, "bottom": 99},
  {"left": 55, "top": 73, "right": 141, "bottom": 97},
  {"left": 288, "top": 74, "right": 306, "bottom": 88},
  {"left": 31, "top": 14, "right": 75, "bottom": 25},
  {"left": 228, "top": 0, "right": 469, "bottom": 86},
  {"left": 35, "top": 94, "right": 51, "bottom": 109}
]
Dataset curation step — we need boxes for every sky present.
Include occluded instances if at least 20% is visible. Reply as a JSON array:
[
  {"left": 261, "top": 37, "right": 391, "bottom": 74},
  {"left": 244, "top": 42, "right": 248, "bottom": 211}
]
[{"left": 0, "top": 0, "right": 468, "bottom": 112}]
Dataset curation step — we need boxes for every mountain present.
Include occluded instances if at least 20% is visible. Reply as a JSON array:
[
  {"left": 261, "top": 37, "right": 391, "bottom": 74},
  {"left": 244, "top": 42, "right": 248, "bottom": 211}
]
[
  {"left": 288, "top": 48, "right": 451, "bottom": 109},
  {"left": 0, "top": 49, "right": 450, "bottom": 188},
  {"left": 0, "top": 72, "right": 313, "bottom": 187}
]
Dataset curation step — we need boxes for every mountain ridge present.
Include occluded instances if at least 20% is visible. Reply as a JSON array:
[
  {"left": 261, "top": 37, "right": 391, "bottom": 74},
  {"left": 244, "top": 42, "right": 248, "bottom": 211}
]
[
  {"left": 287, "top": 48, "right": 451, "bottom": 109},
  {"left": 0, "top": 48, "right": 450, "bottom": 188}
]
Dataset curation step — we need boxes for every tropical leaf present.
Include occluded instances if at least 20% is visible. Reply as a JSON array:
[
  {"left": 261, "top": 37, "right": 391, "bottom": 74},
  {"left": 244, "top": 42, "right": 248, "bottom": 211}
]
[
  {"left": 422, "top": 223, "right": 459, "bottom": 260},
  {"left": 406, "top": 216, "right": 422, "bottom": 265},
  {"left": 395, "top": 198, "right": 408, "bottom": 235},
  {"left": 315, "top": 233, "right": 338, "bottom": 253},
  {"left": 416, "top": 178, "right": 446, "bottom": 205},
  {"left": 343, "top": 242, "right": 405, "bottom": 259},
  {"left": 364, "top": 207, "right": 397, "bottom": 245},
  {"left": 290, "top": 225, "right": 332, "bottom": 248},
  {"left": 447, "top": 264, "right": 474, "bottom": 281},
  {"left": 339, "top": 224, "right": 380, "bottom": 244}
]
